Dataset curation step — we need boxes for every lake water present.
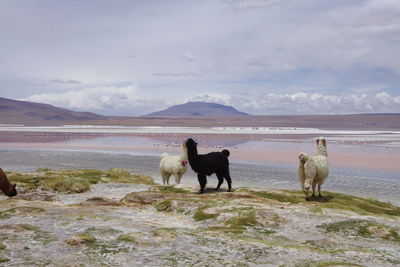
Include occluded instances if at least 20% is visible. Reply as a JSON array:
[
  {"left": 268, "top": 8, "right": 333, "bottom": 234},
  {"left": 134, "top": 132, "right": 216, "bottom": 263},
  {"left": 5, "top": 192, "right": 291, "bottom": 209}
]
[{"left": 0, "top": 126, "right": 399, "bottom": 205}]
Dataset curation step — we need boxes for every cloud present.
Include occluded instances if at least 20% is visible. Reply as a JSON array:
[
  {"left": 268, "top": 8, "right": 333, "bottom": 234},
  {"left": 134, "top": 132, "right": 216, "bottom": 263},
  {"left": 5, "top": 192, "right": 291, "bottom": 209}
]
[
  {"left": 152, "top": 72, "right": 201, "bottom": 77},
  {"left": 184, "top": 91, "right": 400, "bottom": 115},
  {"left": 189, "top": 93, "right": 232, "bottom": 105},
  {"left": 238, "top": 92, "right": 400, "bottom": 114},
  {"left": 222, "top": 0, "right": 291, "bottom": 10},
  {"left": 23, "top": 85, "right": 161, "bottom": 115},
  {"left": 182, "top": 53, "right": 196, "bottom": 62},
  {"left": 2, "top": 1, "right": 400, "bottom": 113},
  {"left": 23, "top": 86, "right": 400, "bottom": 115},
  {"left": 50, "top": 78, "right": 81, "bottom": 84}
]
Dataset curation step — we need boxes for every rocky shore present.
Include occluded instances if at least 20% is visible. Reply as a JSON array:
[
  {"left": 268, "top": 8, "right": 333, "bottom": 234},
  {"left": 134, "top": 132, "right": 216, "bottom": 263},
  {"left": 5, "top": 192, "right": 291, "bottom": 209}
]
[{"left": 0, "top": 169, "right": 399, "bottom": 266}]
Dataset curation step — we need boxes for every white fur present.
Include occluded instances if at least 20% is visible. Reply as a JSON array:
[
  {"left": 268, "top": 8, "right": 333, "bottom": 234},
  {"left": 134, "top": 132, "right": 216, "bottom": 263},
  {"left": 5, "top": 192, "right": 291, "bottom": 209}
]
[
  {"left": 159, "top": 142, "right": 188, "bottom": 185},
  {"left": 298, "top": 137, "right": 329, "bottom": 199}
]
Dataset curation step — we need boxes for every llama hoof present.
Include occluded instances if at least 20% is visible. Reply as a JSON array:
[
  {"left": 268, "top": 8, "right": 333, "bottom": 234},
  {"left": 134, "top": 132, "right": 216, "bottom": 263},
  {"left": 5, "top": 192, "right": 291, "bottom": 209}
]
[
  {"left": 214, "top": 188, "right": 219, "bottom": 191},
  {"left": 197, "top": 190, "right": 204, "bottom": 194},
  {"left": 305, "top": 197, "right": 310, "bottom": 201}
]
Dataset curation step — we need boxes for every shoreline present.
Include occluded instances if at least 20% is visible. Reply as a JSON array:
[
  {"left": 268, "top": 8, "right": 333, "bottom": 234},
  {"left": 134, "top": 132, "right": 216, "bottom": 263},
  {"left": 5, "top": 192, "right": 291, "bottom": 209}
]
[{"left": 1, "top": 148, "right": 399, "bottom": 206}]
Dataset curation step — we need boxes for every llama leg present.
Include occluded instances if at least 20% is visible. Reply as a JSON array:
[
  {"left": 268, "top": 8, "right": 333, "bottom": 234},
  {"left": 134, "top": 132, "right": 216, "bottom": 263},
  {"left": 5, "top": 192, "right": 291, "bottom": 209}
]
[
  {"left": 215, "top": 174, "right": 224, "bottom": 191},
  {"left": 165, "top": 173, "right": 171, "bottom": 185},
  {"left": 224, "top": 173, "right": 232, "bottom": 192},
  {"left": 318, "top": 184, "right": 322, "bottom": 198},
  {"left": 174, "top": 173, "right": 180, "bottom": 184},
  {"left": 176, "top": 173, "right": 182, "bottom": 184},
  {"left": 197, "top": 173, "right": 207, "bottom": 194},
  {"left": 312, "top": 180, "right": 317, "bottom": 198},
  {"left": 161, "top": 171, "right": 166, "bottom": 185}
]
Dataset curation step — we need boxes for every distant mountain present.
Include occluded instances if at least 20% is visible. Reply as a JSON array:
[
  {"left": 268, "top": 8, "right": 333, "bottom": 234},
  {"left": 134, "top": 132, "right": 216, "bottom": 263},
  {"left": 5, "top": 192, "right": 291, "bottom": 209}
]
[
  {"left": 0, "top": 97, "right": 106, "bottom": 125},
  {"left": 145, "top": 102, "right": 249, "bottom": 116}
]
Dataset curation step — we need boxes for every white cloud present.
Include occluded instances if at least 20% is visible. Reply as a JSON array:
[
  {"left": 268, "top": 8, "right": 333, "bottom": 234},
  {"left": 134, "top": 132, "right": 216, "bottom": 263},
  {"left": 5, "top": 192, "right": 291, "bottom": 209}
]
[
  {"left": 23, "top": 87, "right": 400, "bottom": 115},
  {"left": 241, "top": 92, "right": 400, "bottom": 114},
  {"left": 152, "top": 72, "right": 201, "bottom": 77},
  {"left": 2, "top": 0, "right": 400, "bottom": 113},
  {"left": 189, "top": 93, "right": 232, "bottom": 105},
  {"left": 182, "top": 53, "right": 196, "bottom": 62},
  {"left": 50, "top": 78, "right": 81, "bottom": 84},
  {"left": 23, "top": 85, "right": 161, "bottom": 115},
  {"left": 223, "top": 0, "right": 291, "bottom": 10}
]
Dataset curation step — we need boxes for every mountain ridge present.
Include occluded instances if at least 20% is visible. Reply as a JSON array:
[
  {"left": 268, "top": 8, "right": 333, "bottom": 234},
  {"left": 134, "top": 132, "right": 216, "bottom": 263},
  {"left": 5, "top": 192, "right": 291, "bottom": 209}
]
[
  {"left": 144, "top": 101, "right": 248, "bottom": 117},
  {"left": 0, "top": 97, "right": 106, "bottom": 125}
]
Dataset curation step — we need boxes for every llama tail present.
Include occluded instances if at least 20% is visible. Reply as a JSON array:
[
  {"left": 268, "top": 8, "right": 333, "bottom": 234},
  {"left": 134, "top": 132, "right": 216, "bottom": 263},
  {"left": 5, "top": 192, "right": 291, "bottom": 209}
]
[
  {"left": 222, "top": 149, "right": 230, "bottom": 157},
  {"left": 160, "top": 152, "right": 168, "bottom": 159}
]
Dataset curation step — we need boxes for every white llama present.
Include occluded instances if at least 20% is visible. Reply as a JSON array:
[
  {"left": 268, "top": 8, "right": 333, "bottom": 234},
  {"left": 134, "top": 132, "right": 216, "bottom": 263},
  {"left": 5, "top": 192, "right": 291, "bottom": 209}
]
[
  {"left": 298, "top": 137, "right": 329, "bottom": 200},
  {"left": 159, "top": 142, "right": 188, "bottom": 185}
]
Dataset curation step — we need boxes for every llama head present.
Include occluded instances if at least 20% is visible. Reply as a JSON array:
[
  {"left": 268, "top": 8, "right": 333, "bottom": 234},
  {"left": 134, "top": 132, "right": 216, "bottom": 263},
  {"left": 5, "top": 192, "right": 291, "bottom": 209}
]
[
  {"left": 303, "top": 179, "right": 312, "bottom": 194},
  {"left": 298, "top": 152, "right": 309, "bottom": 162},
  {"left": 316, "top": 137, "right": 328, "bottom": 156},
  {"left": 185, "top": 138, "right": 197, "bottom": 149},
  {"left": 316, "top": 137, "right": 326, "bottom": 147},
  {"left": 7, "top": 184, "right": 17, "bottom": 197}
]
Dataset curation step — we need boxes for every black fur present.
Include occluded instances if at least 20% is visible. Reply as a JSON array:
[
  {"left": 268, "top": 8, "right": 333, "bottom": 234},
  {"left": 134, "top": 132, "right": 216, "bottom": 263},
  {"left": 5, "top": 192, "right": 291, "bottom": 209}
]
[
  {"left": 8, "top": 184, "right": 17, "bottom": 197},
  {"left": 185, "top": 138, "right": 232, "bottom": 194}
]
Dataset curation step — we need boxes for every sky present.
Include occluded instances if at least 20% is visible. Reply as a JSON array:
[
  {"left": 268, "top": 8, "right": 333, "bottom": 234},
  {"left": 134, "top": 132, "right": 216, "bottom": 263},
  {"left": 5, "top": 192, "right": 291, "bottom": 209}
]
[{"left": 1, "top": 0, "right": 400, "bottom": 116}]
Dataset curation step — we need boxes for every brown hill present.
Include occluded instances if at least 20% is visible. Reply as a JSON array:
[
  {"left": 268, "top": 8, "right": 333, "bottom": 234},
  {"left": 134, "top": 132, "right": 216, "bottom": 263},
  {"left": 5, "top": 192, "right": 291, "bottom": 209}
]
[{"left": 0, "top": 97, "right": 106, "bottom": 125}]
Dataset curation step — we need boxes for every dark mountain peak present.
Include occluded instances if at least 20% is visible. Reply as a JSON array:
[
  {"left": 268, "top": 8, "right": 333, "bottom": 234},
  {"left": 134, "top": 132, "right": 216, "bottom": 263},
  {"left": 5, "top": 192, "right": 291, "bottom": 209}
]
[{"left": 145, "top": 101, "right": 249, "bottom": 116}]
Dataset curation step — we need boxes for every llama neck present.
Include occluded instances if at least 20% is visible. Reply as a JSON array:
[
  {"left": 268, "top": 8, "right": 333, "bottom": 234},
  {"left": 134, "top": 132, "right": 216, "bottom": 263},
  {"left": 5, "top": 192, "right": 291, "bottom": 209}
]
[
  {"left": 180, "top": 146, "right": 188, "bottom": 161},
  {"left": 317, "top": 145, "right": 327, "bottom": 156},
  {"left": 187, "top": 146, "right": 199, "bottom": 168}
]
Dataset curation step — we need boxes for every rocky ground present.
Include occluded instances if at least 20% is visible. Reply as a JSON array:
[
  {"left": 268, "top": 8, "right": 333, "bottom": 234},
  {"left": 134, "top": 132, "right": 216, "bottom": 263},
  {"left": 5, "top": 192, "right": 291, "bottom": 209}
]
[{"left": 0, "top": 169, "right": 399, "bottom": 266}]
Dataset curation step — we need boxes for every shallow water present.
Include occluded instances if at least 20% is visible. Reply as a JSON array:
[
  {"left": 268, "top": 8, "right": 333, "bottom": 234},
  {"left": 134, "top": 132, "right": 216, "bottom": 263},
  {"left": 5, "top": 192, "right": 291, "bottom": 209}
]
[{"left": 0, "top": 148, "right": 399, "bottom": 206}]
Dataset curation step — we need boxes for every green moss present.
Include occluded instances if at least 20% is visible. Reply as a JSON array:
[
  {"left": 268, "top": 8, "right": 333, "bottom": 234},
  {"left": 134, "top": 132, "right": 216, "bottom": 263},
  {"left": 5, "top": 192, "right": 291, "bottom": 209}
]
[
  {"left": 258, "top": 189, "right": 400, "bottom": 217},
  {"left": 40, "top": 177, "right": 90, "bottom": 193},
  {"left": 0, "top": 243, "right": 6, "bottom": 250},
  {"left": 302, "top": 260, "right": 363, "bottom": 267},
  {"left": 6, "top": 173, "right": 41, "bottom": 189},
  {"left": 154, "top": 199, "right": 173, "bottom": 212},
  {"left": 308, "top": 191, "right": 400, "bottom": 216},
  {"left": 8, "top": 169, "right": 155, "bottom": 193},
  {"left": 35, "top": 168, "right": 52, "bottom": 172},
  {"left": 203, "top": 226, "right": 246, "bottom": 234},
  {"left": 152, "top": 228, "right": 178, "bottom": 239},
  {"left": 116, "top": 233, "right": 137, "bottom": 243},
  {"left": 84, "top": 227, "right": 122, "bottom": 236},
  {"left": 104, "top": 168, "right": 155, "bottom": 185},
  {"left": 225, "top": 210, "right": 258, "bottom": 228},
  {"left": 249, "top": 191, "right": 301, "bottom": 204},
  {"left": 318, "top": 219, "right": 400, "bottom": 242},
  {"left": 0, "top": 206, "right": 45, "bottom": 219},
  {"left": 18, "top": 224, "right": 57, "bottom": 245},
  {"left": 76, "top": 234, "right": 96, "bottom": 244},
  {"left": 194, "top": 209, "right": 260, "bottom": 235},
  {"left": 154, "top": 185, "right": 191, "bottom": 194},
  {"left": 193, "top": 205, "right": 220, "bottom": 221},
  {"left": 309, "top": 206, "right": 323, "bottom": 213},
  {"left": 0, "top": 257, "right": 9, "bottom": 263},
  {"left": 383, "top": 228, "right": 400, "bottom": 242},
  {"left": 81, "top": 236, "right": 131, "bottom": 255}
]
